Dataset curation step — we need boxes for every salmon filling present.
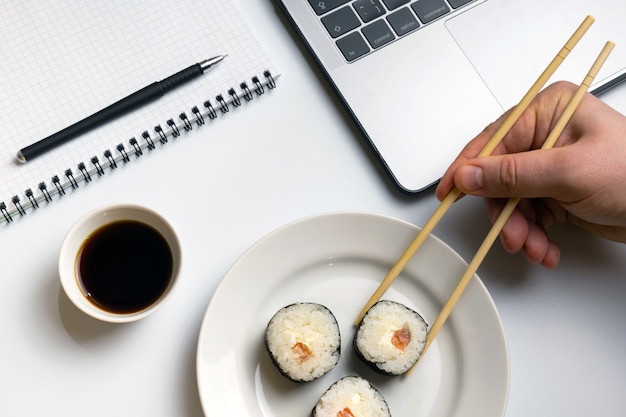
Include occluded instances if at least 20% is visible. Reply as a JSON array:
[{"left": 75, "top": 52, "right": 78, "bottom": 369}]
[
  {"left": 337, "top": 407, "right": 355, "bottom": 417},
  {"left": 391, "top": 325, "right": 411, "bottom": 351},
  {"left": 291, "top": 342, "right": 313, "bottom": 362}
]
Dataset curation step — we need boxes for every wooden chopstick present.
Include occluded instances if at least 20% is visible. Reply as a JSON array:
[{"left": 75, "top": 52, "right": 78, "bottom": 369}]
[
  {"left": 354, "top": 15, "right": 596, "bottom": 325},
  {"left": 410, "top": 40, "right": 616, "bottom": 370}
]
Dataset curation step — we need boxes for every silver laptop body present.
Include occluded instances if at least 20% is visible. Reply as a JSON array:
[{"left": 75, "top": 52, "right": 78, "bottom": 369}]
[{"left": 276, "top": 0, "right": 626, "bottom": 193}]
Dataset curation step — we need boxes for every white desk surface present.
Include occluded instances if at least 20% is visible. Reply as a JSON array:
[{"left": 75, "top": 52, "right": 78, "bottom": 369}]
[{"left": 2, "top": 1, "right": 625, "bottom": 416}]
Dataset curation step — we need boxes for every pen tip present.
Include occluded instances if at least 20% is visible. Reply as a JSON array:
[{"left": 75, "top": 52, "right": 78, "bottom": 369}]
[
  {"left": 16, "top": 151, "right": 27, "bottom": 164},
  {"left": 200, "top": 55, "right": 226, "bottom": 71}
]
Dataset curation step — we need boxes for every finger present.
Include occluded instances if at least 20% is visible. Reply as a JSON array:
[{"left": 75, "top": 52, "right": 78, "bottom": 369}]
[
  {"left": 522, "top": 221, "right": 553, "bottom": 265},
  {"left": 453, "top": 147, "right": 575, "bottom": 199},
  {"left": 485, "top": 197, "right": 561, "bottom": 267},
  {"left": 538, "top": 198, "right": 570, "bottom": 225},
  {"left": 538, "top": 240, "right": 561, "bottom": 269},
  {"left": 485, "top": 198, "right": 529, "bottom": 254}
]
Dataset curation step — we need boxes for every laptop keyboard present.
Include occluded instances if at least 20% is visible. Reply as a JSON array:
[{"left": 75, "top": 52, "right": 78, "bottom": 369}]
[{"left": 308, "top": 0, "right": 475, "bottom": 62}]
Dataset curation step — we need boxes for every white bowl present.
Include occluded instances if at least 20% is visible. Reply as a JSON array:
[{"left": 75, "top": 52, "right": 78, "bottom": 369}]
[{"left": 59, "top": 204, "right": 181, "bottom": 323}]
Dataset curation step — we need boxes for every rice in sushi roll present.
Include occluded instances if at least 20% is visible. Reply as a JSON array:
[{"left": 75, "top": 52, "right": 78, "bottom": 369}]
[
  {"left": 265, "top": 302, "right": 341, "bottom": 382},
  {"left": 354, "top": 300, "right": 428, "bottom": 375},
  {"left": 312, "top": 376, "right": 391, "bottom": 417}
]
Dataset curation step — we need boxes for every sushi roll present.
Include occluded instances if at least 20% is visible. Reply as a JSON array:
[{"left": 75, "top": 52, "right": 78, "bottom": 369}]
[
  {"left": 354, "top": 300, "right": 428, "bottom": 375},
  {"left": 265, "top": 302, "right": 341, "bottom": 382},
  {"left": 312, "top": 376, "right": 391, "bottom": 417}
]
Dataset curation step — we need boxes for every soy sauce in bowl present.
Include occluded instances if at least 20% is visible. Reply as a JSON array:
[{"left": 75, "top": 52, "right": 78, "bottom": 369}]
[{"left": 76, "top": 220, "right": 173, "bottom": 314}]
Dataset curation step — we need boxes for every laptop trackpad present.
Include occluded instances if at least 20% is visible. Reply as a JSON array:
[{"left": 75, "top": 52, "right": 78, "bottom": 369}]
[{"left": 446, "top": 0, "right": 625, "bottom": 110}]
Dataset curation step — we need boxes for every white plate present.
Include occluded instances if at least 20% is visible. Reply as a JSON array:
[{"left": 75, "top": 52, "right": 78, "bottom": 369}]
[{"left": 196, "top": 212, "right": 509, "bottom": 416}]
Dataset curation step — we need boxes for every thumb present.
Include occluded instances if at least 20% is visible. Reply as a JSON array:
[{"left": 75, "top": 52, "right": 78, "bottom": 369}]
[{"left": 454, "top": 149, "right": 567, "bottom": 198}]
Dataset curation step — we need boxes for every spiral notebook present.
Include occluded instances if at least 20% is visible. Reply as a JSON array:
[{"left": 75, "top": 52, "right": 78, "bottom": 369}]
[{"left": 0, "top": 1, "right": 278, "bottom": 226}]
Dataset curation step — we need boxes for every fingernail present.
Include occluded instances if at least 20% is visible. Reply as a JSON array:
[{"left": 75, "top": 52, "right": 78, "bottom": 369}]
[{"left": 459, "top": 165, "right": 483, "bottom": 191}]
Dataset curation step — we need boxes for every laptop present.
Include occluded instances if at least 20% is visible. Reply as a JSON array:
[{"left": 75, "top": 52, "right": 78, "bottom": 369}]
[{"left": 275, "top": 0, "right": 626, "bottom": 193}]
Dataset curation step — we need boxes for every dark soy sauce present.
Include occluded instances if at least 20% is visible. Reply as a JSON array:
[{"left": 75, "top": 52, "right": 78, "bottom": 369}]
[{"left": 76, "top": 220, "right": 173, "bottom": 314}]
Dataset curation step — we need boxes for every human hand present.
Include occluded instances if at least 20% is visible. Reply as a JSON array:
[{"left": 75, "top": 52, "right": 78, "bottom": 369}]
[{"left": 436, "top": 81, "right": 626, "bottom": 268}]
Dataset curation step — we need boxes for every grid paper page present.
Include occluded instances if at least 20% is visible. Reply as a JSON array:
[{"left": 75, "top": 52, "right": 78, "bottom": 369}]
[{"left": 0, "top": 0, "right": 277, "bottom": 218}]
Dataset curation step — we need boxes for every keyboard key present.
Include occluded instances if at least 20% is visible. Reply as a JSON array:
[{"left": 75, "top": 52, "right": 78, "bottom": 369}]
[
  {"left": 448, "top": 0, "right": 473, "bottom": 8},
  {"left": 336, "top": 32, "right": 370, "bottom": 61},
  {"left": 353, "top": 0, "right": 386, "bottom": 23},
  {"left": 382, "top": 0, "right": 410, "bottom": 10},
  {"left": 307, "top": 0, "right": 351, "bottom": 16},
  {"left": 362, "top": 19, "right": 395, "bottom": 49},
  {"left": 411, "top": 0, "right": 450, "bottom": 24},
  {"left": 317, "top": 0, "right": 473, "bottom": 63},
  {"left": 387, "top": 7, "right": 420, "bottom": 36},
  {"left": 321, "top": 6, "right": 361, "bottom": 38}
]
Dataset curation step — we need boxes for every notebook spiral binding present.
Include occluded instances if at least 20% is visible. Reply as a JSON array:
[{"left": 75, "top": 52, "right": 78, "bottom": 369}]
[{"left": 0, "top": 70, "right": 276, "bottom": 226}]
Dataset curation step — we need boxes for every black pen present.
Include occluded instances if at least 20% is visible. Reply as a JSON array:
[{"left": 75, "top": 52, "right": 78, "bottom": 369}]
[{"left": 17, "top": 55, "right": 226, "bottom": 163}]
